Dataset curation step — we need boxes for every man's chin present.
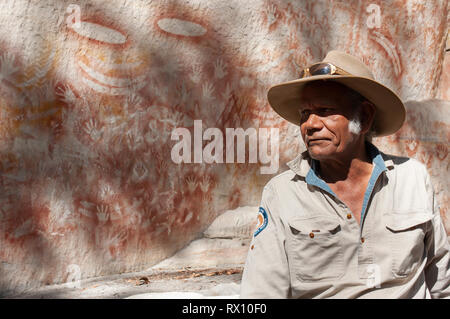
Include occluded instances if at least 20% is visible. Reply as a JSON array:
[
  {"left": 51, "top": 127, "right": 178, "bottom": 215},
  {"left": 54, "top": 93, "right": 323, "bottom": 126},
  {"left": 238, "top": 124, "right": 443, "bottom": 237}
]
[{"left": 307, "top": 146, "right": 334, "bottom": 160}]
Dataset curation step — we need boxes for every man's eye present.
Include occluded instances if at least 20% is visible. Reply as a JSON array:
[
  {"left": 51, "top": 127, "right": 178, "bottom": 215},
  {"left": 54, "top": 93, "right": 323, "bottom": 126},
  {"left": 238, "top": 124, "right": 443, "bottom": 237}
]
[
  {"left": 300, "top": 110, "right": 311, "bottom": 120},
  {"left": 318, "top": 108, "right": 333, "bottom": 115}
]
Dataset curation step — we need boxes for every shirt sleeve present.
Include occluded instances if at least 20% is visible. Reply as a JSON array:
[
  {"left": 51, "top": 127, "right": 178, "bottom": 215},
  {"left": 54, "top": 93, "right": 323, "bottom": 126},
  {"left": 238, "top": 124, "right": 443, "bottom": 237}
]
[
  {"left": 424, "top": 170, "right": 450, "bottom": 299},
  {"left": 240, "top": 183, "right": 291, "bottom": 298}
]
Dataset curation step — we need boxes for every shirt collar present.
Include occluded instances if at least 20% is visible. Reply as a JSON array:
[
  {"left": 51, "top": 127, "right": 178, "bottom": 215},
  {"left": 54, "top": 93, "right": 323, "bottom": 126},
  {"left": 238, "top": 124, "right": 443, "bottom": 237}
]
[{"left": 286, "top": 142, "right": 393, "bottom": 178}]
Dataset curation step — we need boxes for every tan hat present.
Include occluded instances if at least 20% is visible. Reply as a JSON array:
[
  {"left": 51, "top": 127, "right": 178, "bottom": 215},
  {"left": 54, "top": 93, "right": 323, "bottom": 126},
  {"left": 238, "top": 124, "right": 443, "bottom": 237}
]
[{"left": 267, "top": 50, "right": 406, "bottom": 137}]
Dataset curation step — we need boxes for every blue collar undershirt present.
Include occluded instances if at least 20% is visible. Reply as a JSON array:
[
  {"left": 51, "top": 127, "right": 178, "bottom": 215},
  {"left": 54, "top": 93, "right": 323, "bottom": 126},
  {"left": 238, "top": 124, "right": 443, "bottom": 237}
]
[{"left": 305, "top": 143, "right": 387, "bottom": 223}]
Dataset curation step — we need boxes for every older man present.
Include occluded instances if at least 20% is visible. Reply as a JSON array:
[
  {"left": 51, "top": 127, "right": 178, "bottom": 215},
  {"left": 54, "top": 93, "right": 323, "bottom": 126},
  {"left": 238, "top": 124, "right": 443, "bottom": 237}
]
[{"left": 240, "top": 51, "right": 449, "bottom": 298}]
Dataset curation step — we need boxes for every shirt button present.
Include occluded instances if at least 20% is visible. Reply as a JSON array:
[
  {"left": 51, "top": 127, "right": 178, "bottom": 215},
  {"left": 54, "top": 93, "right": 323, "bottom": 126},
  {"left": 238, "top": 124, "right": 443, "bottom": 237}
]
[
  {"left": 346, "top": 213, "right": 352, "bottom": 219},
  {"left": 309, "top": 232, "right": 315, "bottom": 238},
  {"left": 361, "top": 237, "right": 365, "bottom": 243}
]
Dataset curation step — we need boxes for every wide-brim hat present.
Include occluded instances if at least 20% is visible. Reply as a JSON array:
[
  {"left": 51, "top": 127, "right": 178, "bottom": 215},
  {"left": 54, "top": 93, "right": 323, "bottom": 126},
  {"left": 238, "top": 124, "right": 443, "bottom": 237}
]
[{"left": 267, "top": 50, "right": 406, "bottom": 137}]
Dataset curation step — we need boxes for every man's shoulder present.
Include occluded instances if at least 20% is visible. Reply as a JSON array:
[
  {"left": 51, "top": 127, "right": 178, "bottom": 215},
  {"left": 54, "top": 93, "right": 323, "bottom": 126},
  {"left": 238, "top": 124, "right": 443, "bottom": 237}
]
[
  {"left": 263, "top": 169, "right": 297, "bottom": 190},
  {"left": 380, "top": 152, "right": 431, "bottom": 187},
  {"left": 381, "top": 152, "right": 428, "bottom": 174}
]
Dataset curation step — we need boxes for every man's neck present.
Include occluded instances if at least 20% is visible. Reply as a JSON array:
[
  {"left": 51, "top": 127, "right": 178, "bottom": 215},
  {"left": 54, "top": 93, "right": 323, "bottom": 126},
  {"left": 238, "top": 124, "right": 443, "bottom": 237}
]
[{"left": 316, "top": 141, "right": 373, "bottom": 184}]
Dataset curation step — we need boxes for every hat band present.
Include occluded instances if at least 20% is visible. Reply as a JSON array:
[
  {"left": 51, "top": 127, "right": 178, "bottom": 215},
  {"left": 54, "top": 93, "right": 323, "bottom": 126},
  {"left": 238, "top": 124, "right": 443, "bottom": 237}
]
[{"left": 299, "top": 62, "right": 352, "bottom": 78}]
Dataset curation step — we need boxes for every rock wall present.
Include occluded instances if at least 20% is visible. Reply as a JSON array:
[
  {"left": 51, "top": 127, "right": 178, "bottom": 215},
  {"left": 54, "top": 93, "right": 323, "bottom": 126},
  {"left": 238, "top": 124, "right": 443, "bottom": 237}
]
[{"left": 0, "top": 0, "right": 448, "bottom": 293}]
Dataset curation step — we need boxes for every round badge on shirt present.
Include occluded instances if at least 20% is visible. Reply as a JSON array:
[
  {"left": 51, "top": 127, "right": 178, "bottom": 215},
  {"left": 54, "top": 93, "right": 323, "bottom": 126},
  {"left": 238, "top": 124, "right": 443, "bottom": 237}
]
[{"left": 254, "top": 207, "right": 268, "bottom": 237}]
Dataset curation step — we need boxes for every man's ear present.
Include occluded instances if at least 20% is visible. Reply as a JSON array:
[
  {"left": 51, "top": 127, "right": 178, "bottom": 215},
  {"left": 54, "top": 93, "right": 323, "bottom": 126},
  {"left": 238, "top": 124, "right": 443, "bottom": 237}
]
[{"left": 360, "top": 101, "right": 376, "bottom": 134}]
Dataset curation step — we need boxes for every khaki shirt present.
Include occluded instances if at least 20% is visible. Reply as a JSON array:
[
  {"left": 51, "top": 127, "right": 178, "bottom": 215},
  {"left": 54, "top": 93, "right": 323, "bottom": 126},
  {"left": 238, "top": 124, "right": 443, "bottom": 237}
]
[{"left": 240, "top": 144, "right": 450, "bottom": 298}]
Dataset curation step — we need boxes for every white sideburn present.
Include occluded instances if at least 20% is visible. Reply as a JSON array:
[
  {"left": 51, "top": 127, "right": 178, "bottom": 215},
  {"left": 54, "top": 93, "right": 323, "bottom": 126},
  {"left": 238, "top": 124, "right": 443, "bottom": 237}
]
[{"left": 348, "top": 117, "right": 362, "bottom": 135}]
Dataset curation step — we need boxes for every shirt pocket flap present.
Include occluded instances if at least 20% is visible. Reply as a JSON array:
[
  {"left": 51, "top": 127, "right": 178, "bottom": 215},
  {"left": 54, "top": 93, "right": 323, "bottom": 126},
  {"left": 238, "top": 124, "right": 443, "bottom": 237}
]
[
  {"left": 288, "top": 216, "right": 341, "bottom": 234},
  {"left": 385, "top": 211, "right": 432, "bottom": 232}
]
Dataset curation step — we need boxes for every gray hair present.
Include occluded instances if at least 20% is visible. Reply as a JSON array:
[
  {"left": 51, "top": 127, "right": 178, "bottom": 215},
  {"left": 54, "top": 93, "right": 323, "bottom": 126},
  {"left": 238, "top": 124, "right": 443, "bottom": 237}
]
[{"left": 347, "top": 89, "right": 376, "bottom": 141}]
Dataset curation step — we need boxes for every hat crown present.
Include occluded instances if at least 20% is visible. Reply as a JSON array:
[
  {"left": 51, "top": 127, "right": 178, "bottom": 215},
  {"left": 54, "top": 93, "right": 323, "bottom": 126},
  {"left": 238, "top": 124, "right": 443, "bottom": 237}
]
[
  {"left": 267, "top": 50, "right": 406, "bottom": 137},
  {"left": 322, "top": 50, "right": 374, "bottom": 79}
]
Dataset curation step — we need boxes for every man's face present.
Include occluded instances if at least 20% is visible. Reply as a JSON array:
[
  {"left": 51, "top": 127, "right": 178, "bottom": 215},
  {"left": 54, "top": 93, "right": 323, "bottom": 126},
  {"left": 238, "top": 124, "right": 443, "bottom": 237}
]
[{"left": 299, "top": 81, "right": 361, "bottom": 161}]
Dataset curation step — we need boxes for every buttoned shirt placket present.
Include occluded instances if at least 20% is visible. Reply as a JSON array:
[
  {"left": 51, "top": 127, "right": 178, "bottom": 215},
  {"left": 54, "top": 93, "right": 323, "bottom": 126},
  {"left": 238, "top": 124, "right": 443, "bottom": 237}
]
[{"left": 304, "top": 144, "right": 388, "bottom": 279}]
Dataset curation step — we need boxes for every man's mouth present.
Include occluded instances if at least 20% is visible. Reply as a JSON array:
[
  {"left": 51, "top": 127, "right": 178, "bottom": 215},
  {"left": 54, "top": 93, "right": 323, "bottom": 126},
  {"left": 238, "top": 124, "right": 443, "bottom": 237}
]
[{"left": 306, "top": 138, "right": 330, "bottom": 146}]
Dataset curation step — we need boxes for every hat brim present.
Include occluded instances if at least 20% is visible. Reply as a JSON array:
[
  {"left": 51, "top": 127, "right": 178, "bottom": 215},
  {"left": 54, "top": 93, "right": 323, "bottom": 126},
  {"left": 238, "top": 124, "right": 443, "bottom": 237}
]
[{"left": 267, "top": 74, "right": 406, "bottom": 137}]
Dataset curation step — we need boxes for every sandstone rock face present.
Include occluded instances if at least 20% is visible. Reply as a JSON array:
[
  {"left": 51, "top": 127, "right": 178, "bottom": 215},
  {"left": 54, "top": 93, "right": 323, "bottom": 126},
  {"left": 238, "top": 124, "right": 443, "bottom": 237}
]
[
  {"left": 0, "top": 0, "right": 447, "bottom": 292},
  {"left": 149, "top": 206, "right": 257, "bottom": 271},
  {"left": 203, "top": 206, "right": 258, "bottom": 239}
]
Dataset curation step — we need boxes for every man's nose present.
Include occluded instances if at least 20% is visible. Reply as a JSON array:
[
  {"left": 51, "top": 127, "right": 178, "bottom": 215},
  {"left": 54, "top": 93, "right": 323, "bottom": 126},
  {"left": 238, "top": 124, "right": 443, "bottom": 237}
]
[{"left": 304, "top": 113, "right": 323, "bottom": 131}]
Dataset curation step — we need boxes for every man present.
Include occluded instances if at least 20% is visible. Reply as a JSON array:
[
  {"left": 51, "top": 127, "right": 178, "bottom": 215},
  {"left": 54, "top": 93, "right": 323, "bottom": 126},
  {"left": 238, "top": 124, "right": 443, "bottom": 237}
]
[{"left": 240, "top": 50, "right": 449, "bottom": 298}]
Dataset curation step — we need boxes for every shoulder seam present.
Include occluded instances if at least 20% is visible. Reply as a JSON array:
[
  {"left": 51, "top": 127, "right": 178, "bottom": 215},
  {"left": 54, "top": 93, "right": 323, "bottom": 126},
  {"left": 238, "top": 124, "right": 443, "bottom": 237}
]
[{"left": 264, "top": 169, "right": 295, "bottom": 188}]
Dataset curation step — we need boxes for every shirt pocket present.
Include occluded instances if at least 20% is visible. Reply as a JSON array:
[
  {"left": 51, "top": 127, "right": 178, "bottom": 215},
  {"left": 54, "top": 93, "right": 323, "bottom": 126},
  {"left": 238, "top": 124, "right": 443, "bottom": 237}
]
[
  {"left": 287, "top": 216, "right": 344, "bottom": 282},
  {"left": 385, "top": 211, "right": 432, "bottom": 278}
]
